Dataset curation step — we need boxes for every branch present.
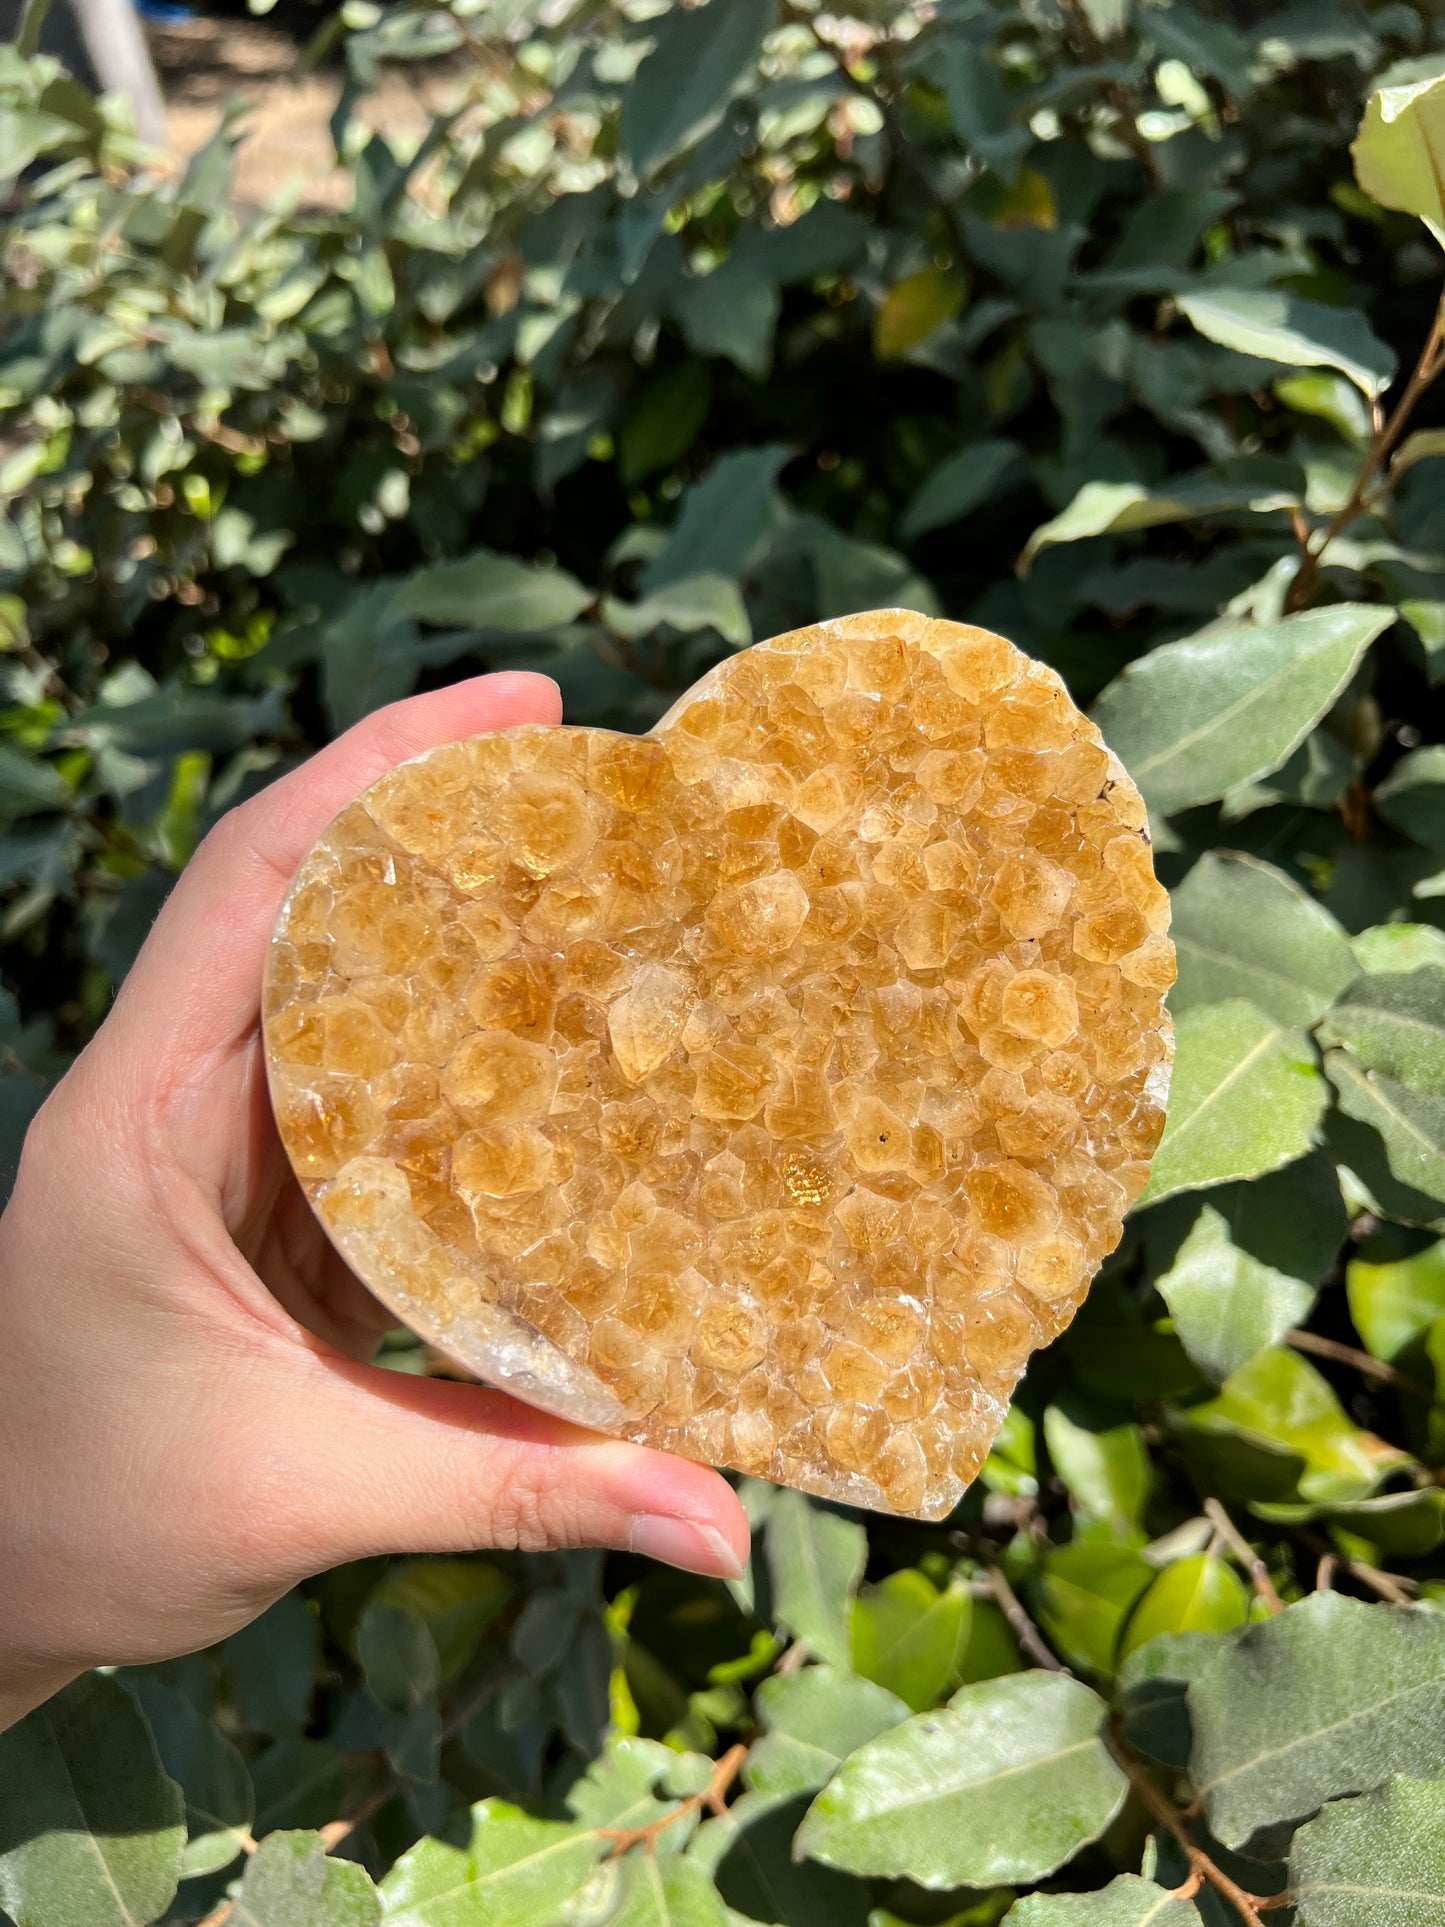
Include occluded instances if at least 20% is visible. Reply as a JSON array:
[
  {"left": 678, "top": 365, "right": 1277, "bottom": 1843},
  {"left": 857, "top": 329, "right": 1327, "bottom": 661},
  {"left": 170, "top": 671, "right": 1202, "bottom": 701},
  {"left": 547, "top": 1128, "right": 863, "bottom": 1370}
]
[
  {"left": 1107, "top": 1729, "right": 1287, "bottom": 1923},
  {"left": 1286, "top": 1326, "right": 1433, "bottom": 1401},
  {"left": 1285, "top": 286, "right": 1445, "bottom": 612},
  {"left": 1203, "top": 1499, "right": 1284, "bottom": 1615},
  {"left": 601, "top": 1743, "right": 747, "bottom": 1856},
  {"left": 984, "top": 1561, "right": 1068, "bottom": 1672},
  {"left": 977, "top": 1548, "right": 1285, "bottom": 1922}
]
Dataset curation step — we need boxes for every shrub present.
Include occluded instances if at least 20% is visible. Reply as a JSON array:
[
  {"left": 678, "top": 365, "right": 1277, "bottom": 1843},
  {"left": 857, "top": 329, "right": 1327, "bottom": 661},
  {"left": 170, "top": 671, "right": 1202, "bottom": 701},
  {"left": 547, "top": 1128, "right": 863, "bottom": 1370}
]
[{"left": 7, "top": 0, "right": 1445, "bottom": 1921}]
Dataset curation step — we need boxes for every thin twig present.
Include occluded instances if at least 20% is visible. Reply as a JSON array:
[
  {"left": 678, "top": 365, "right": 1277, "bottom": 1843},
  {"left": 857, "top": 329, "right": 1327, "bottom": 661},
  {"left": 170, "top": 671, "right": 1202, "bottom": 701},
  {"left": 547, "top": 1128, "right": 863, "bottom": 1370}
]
[
  {"left": 601, "top": 1743, "right": 747, "bottom": 1856},
  {"left": 1108, "top": 1730, "right": 1284, "bottom": 1923},
  {"left": 775, "top": 1639, "right": 810, "bottom": 1675},
  {"left": 1316, "top": 1551, "right": 1339, "bottom": 1593},
  {"left": 1349, "top": 1560, "right": 1419, "bottom": 1605},
  {"left": 1287, "top": 1327, "right": 1433, "bottom": 1400},
  {"left": 1203, "top": 1499, "right": 1284, "bottom": 1614},
  {"left": 1285, "top": 288, "right": 1445, "bottom": 611},
  {"left": 985, "top": 1562, "right": 1067, "bottom": 1671}
]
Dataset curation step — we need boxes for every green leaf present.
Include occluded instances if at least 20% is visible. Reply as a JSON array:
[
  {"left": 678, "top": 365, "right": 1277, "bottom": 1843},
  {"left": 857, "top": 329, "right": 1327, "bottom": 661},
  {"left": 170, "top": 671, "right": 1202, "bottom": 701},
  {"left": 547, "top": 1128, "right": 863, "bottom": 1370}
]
[
  {"left": 1169, "top": 853, "right": 1358, "bottom": 1026},
  {"left": 618, "top": 364, "right": 713, "bottom": 485},
  {"left": 765, "top": 1491, "right": 866, "bottom": 1673},
  {"left": 1319, "top": 968, "right": 1445, "bottom": 1093},
  {"left": 1185, "top": 1346, "right": 1401, "bottom": 1504},
  {"left": 223, "top": 1594, "right": 320, "bottom": 1739},
  {"left": 875, "top": 268, "right": 966, "bottom": 360},
  {"left": 608, "top": 1853, "right": 730, "bottom": 1927},
  {"left": 694, "top": 1788, "right": 872, "bottom": 1927},
  {"left": 1005, "top": 1874, "right": 1203, "bottom": 1924},
  {"left": 1042, "top": 1402, "right": 1151, "bottom": 1534},
  {"left": 642, "top": 446, "right": 790, "bottom": 595},
  {"left": 230, "top": 1830, "right": 380, "bottom": 1927},
  {"left": 1119, "top": 1556, "right": 1250, "bottom": 1662},
  {"left": 367, "top": 1559, "right": 511, "bottom": 1683},
  {"left": 851, "top": 1572, "right": 970, "bottom": 1713},
  {"left": 1292, "top": 1774, "right": 1445, "bottom": 1925},
  {"left": 1115, "top": 1631, "right": 1219, "bottom": 1770},
  {"left": 1275, "top": 369, "right": 1373, "bottom": 445},
  {"left": 1352, "top": 925, "right": 1445, "bottom": 976},
  {"left": 901, "top": 440, "right": 1025, "bottom": 541},
  {"left": 604, "top": 574, "right": 751, "bottom": 649},
  {"left": 1375, "top": 747, "right": 1445, "bottom": 848},
  {"left": 0, "top": 742, "right": 68, "bottom": 817},
  {"left": 357, "top": 1601, "right": 440, "bottom": 1714},
  {"left": 1177, "top": 289, "right": 1396, "bottom": 398},
  {"left": 1190, "top": 1594, "right": 1445, "bottom": 1850},
  {"left": 746, "top": 1667, "right": 909, "bottom": 1799},
  {"left": 0, "top": 1674, "right": 185, "bottom": 1927},
  {"left": 1137, "top": 1000, "right": 1327, "bottom": 1206},
  {"left": 380, "top": 1802, "right": 604, "bottom": 1926},
  {"left": 1326, "top": 1050, "right": 1445, "bottom": 1216},
  {"left": 1352, "top": 73, "right": 1445, "bottom": 228},
  {"left": 568, "top": 1736, "right": 711, "bottom": 1845},
  {"left": 1035, "top": 1542, "right": 1156, "bottom": 1677},
  {"left": 621, "top": 0, "right": 774, "bottom": 178},
  {"left": 794, "top": 1671, "right": 1127, "bottom": 1888},
  {"left": 1021, "top": 472, "right": 1300, "bottom": 572},
  {"left": 391, "top": 549, "right": 593, "bottom": 630},
  {"left": 1156, "top": 1203, "right": 1318, "bottom": 1383},
  {"left": 1391, "top": 428, "right": 1445, "bottom": 477},
  {"left": 123, "top": 1675, "right": 254, "bottom": 1879},
  {"left": 1091, "top": 605, "right": 1394, "bottom": 815},
  {"left": 1347, "top": 1240, "right": 1445, "bottom": 1362}
]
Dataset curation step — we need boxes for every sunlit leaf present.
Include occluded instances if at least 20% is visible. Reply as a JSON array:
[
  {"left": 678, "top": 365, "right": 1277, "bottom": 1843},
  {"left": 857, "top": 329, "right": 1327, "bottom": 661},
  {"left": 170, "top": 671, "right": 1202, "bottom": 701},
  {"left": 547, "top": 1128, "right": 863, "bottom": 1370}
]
[
  {"left": 1169, "top": 852, "right": 1358, "bottom": 1026},
  {"left": 795, "top": 1672, "right": 1127, "bottom": 1888},
  {"left": 1178, "top": 288, "right": 1396, "bottom": 397},
  {"left": 1353, "top": 72, "right": 1445, "bottom": 230}
]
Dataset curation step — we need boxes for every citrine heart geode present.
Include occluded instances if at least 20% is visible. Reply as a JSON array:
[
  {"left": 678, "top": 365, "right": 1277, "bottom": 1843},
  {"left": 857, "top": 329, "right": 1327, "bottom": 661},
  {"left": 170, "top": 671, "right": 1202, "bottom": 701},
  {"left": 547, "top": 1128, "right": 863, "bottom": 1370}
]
[{"left": 264, "top": 610, "right": 1174, "bottom": 1519}]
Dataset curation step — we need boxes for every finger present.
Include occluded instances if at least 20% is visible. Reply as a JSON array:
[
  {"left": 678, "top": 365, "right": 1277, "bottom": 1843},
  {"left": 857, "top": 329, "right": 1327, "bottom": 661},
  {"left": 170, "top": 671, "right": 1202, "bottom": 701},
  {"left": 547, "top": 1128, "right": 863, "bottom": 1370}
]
[
  {"left": 115, "top": 671, "right": 561, "bottom": 1055},
  {"left": 226, "top": 1341, "right": 750, "bottom": 1585}
]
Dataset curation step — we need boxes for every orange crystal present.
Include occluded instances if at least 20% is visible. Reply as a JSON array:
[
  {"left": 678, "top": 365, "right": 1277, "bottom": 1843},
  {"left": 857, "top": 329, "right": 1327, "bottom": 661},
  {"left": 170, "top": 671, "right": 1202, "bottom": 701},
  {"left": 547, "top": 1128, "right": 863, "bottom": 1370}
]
[{"left": 264, "top": 609, "right": 1174, "bottom": 1520}]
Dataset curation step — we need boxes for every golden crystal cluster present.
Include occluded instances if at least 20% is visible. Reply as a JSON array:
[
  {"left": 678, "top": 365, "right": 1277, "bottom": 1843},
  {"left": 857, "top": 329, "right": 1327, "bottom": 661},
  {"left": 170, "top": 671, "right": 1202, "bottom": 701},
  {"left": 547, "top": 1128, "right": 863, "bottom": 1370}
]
[{"left": 265, "top": 610, "right": 1174, "bottom": 1519}]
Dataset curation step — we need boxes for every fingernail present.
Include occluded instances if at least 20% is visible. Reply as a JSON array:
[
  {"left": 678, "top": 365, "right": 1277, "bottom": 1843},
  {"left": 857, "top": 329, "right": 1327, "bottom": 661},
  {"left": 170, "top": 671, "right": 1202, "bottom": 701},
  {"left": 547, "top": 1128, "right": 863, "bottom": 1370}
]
[{"left": 629, "top": 1513, "right": 746, "bottom": 1580}]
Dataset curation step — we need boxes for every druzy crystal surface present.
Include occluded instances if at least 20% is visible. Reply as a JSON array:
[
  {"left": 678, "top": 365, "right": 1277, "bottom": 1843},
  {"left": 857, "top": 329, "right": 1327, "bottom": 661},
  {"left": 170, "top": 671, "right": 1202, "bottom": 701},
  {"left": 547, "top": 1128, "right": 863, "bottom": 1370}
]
[{"left": 264, "top": 610, "right": 1174, "bottom": 1519}]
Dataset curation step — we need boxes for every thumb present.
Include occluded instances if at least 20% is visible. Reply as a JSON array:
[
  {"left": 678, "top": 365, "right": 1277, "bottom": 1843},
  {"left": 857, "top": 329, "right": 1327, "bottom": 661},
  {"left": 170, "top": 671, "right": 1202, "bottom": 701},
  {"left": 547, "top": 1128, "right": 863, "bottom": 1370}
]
[{"left": 234, "top": 1339, "right": 751, "bottom": 1586}]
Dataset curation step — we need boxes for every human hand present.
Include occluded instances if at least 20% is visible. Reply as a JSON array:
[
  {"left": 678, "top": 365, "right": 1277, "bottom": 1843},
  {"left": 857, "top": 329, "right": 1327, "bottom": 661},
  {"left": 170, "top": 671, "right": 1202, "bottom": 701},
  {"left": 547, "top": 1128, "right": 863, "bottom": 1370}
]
[{"left": 0, "top": 673, "right": 749, "bottom": 1731}]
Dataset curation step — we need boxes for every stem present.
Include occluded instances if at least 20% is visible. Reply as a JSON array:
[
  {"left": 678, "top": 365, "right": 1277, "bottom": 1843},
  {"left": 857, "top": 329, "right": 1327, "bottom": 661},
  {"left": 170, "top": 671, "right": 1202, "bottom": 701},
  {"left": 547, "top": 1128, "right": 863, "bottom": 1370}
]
[
  {"left": 1286, "top": 1326, "right": 1433, "bottom": 1401},
  {"left": 601, "top": 1743, "right": 747, "bottom": 1856},
  {"left": 1285, "top": 288, "right": 1445, "bottom": 612},
  {"left": 1107, "top": 1729, "right": 1284, "bottom": 1923},
  {"left": 985, "top": 1561, "right": 1068, "bottom": 1672},
  {"left": 1203, "top": 1499, "right": 1284, "bottom": 1614}
]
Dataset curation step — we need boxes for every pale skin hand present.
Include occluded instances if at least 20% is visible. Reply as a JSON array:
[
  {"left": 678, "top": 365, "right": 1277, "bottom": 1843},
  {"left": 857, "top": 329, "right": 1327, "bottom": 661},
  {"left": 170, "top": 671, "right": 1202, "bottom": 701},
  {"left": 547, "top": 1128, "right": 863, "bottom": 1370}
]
[{"left": 0, "top": 672, "right": 749, "bottom": 1733}]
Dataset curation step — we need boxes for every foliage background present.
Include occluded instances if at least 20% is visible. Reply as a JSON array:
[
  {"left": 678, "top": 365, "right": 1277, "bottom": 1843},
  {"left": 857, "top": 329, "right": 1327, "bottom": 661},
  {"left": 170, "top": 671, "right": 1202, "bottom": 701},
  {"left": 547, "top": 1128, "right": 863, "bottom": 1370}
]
[{"left": 11, "top": 0, "right": 1445, "bottom": 1920}]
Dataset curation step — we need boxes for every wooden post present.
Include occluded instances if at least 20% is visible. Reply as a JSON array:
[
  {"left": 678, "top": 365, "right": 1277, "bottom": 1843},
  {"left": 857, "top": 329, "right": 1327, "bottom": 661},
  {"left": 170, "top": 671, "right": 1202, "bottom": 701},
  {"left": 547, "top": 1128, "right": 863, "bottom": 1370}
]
[{"left": 66, "top": 0, "right": 168, "bottom": 148}]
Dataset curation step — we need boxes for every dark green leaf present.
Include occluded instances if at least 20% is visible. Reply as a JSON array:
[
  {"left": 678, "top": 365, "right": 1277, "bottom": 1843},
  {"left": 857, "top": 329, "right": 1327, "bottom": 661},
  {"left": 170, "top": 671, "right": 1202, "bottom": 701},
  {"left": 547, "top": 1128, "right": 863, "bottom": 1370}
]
[
  {"left": 1191, "top": 1594, "right": 1445, "bottom": 1850},
  {"left": 392, "top": 550, "right": 593, "bottom": 630},
  {"left": 0, "top": 1674, "right": 185, "bottom": 1927},
  {"left": 1169, "top": 852, "right": 1358, "bottom": 1026},
  {"left": 1178, "top": 290, "right": 1396, "bottom": 398},
  {"left": 1375, "top": 747, "right": 1445, "bottom": 849},
  {"left": 123, "top": 1675, "right": 254, "bottom": 1879},
  {"left": 1137, "top": 1000, "right": 1328, "bottom": 1206},
  {"left": 1326, "top": 1051, "right": 1445, "bottom": 1217},
  {"left": 1292, "top": 1773, "right": 1445, "bottom": 1925},
  {"left": 621, "top": 0, "right": 774, "bottom": 178},
  {"left": 1319, "top": 968, "right": 1445, "bottom": 1093},
  {"left": 1092, "top": 607, "right": 1394, "bottom": 815},
  {"left": 765, "top": 1491, "right": 866, "bottom": 1673}
]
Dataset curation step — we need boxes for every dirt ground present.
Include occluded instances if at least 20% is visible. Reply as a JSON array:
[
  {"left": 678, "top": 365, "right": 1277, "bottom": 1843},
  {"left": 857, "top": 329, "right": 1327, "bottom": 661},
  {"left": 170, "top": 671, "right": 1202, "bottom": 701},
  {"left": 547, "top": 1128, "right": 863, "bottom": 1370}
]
[{"left": 150, "top": 14, "right": 468, "bottom": 206}]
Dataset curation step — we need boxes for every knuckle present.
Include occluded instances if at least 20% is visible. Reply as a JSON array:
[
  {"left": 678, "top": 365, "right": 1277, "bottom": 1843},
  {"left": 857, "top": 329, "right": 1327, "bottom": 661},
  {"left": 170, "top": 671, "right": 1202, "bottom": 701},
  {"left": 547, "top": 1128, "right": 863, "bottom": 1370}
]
[{"left": 480, "top": 1446, "right": 578, "bottom": 1553}]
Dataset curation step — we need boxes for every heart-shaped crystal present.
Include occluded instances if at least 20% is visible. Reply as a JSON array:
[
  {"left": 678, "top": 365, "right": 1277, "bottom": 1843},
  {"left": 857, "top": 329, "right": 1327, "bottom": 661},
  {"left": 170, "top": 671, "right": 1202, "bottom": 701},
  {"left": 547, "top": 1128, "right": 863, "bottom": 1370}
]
[{"left": 264, "top": 610, "right": 1174, "bottom": 1519}]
